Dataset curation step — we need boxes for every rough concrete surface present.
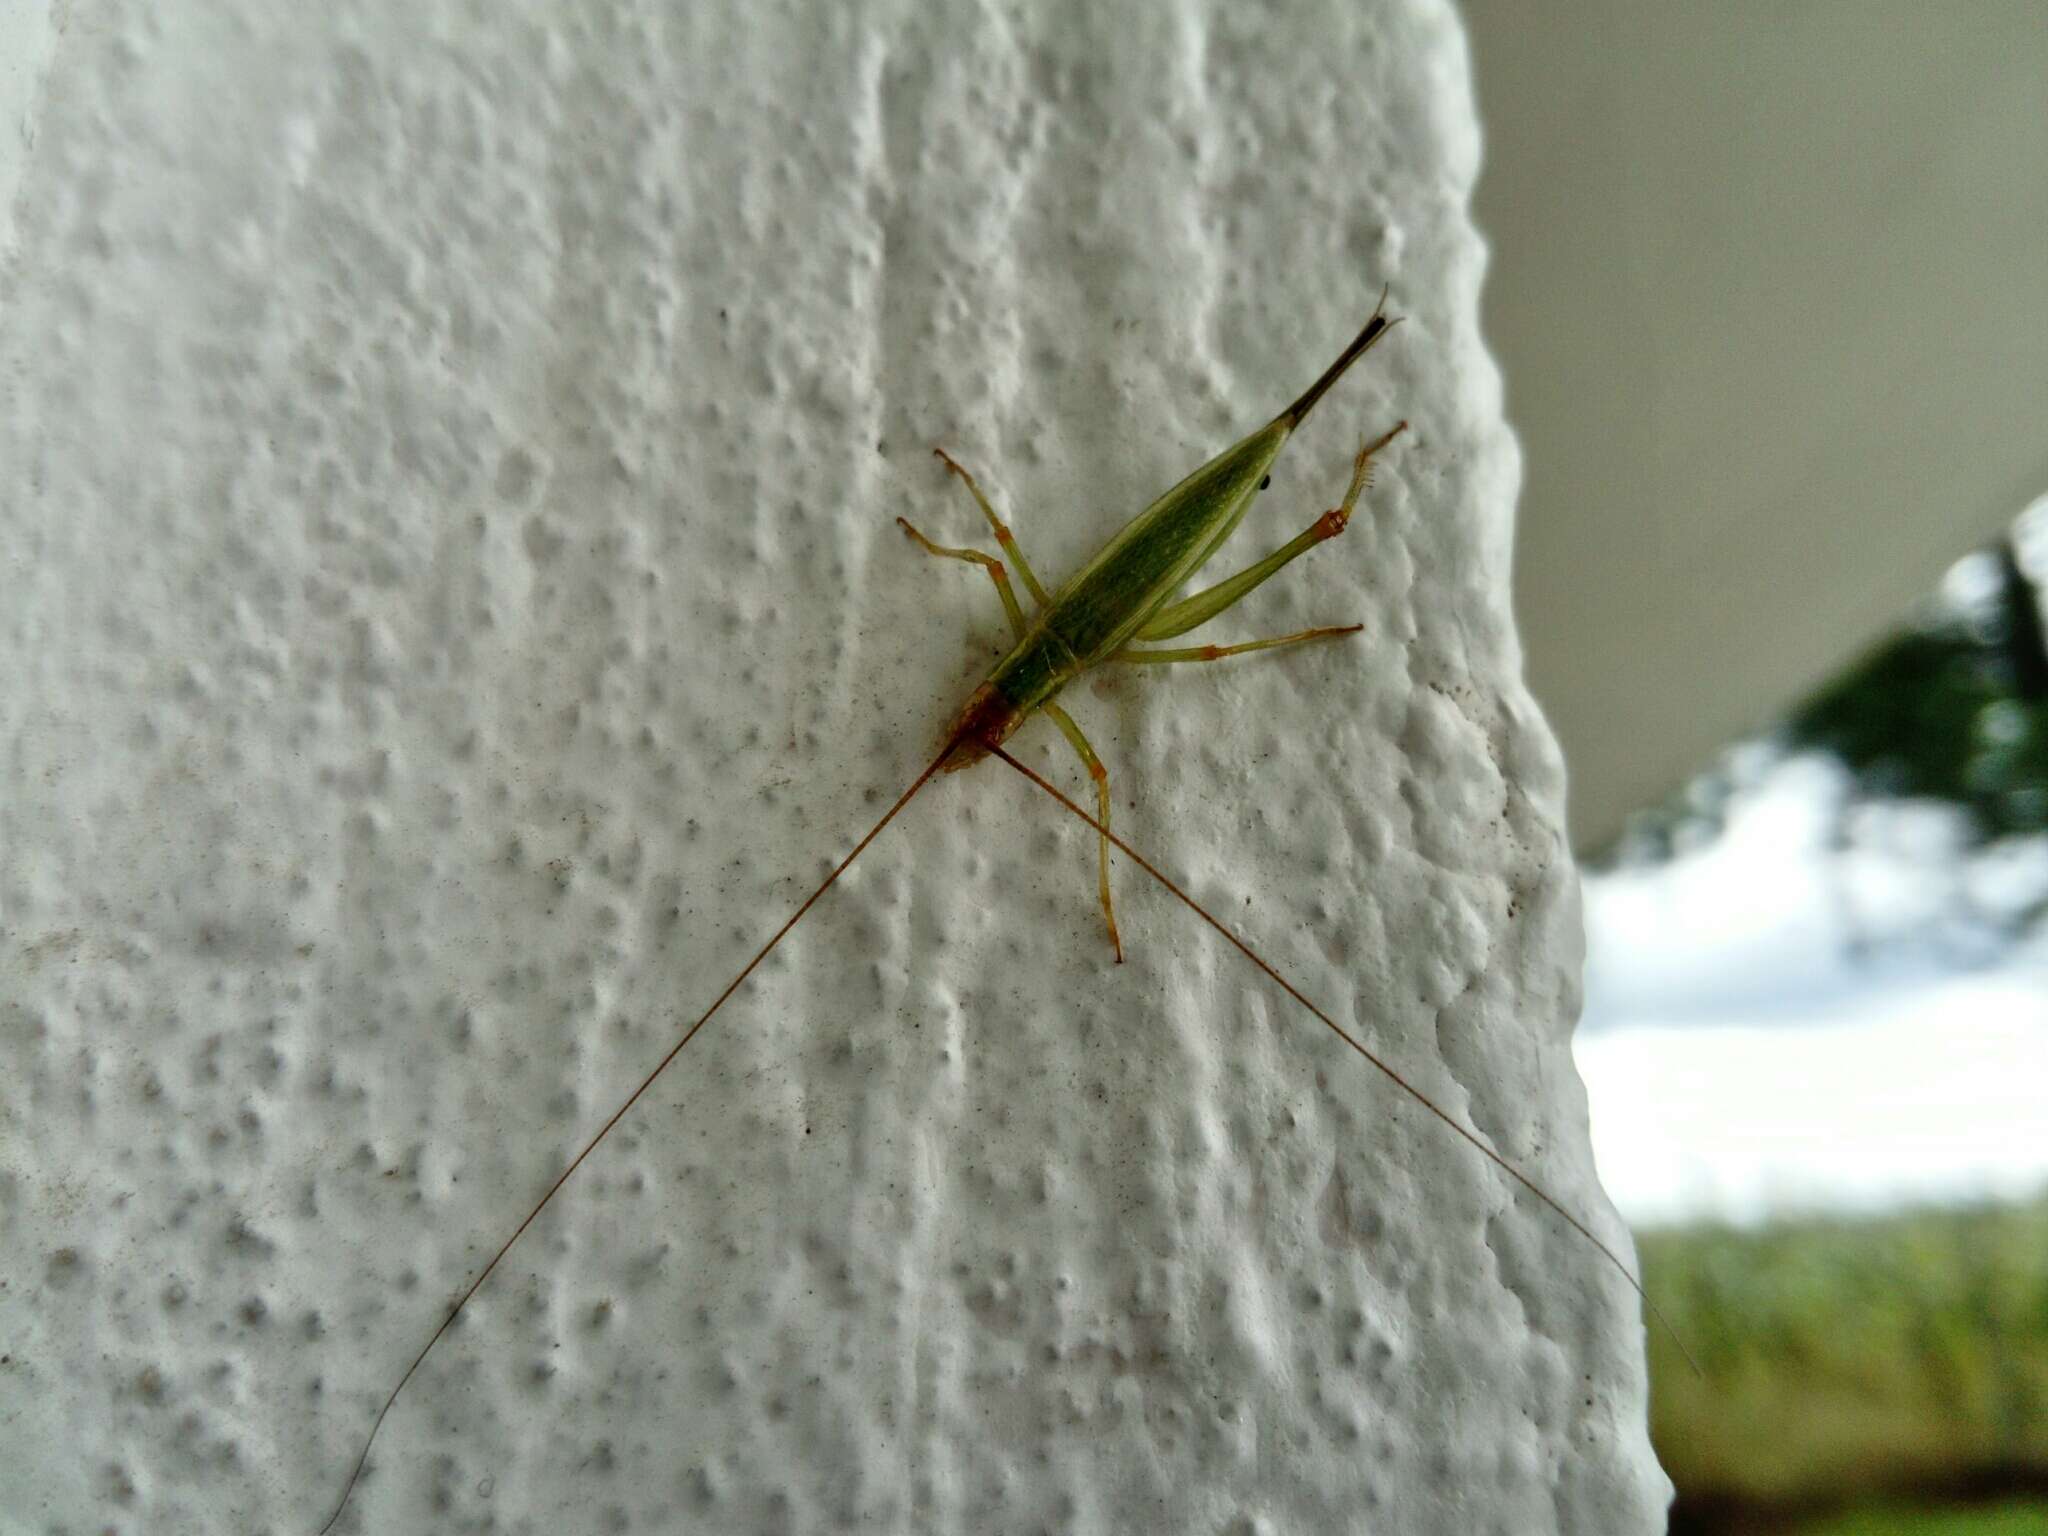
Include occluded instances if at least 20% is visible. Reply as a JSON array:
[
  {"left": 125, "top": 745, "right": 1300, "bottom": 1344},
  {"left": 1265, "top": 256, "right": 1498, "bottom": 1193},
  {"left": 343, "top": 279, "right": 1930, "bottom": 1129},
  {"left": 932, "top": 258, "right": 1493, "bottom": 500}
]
[{"left": 0, "top": 2, "right": 1667, "bottom": 1532}]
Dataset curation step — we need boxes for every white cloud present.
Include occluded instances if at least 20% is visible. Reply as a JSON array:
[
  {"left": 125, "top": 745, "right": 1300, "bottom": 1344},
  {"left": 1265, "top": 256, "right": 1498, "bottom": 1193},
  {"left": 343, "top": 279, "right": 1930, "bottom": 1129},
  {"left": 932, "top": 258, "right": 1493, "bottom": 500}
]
[
  {"left": 1577, "top": 755, "right": 2048, "bottom": 1224},
  {"left": 1578, "top": 980, "right": 2048, "bottom": 1226}
]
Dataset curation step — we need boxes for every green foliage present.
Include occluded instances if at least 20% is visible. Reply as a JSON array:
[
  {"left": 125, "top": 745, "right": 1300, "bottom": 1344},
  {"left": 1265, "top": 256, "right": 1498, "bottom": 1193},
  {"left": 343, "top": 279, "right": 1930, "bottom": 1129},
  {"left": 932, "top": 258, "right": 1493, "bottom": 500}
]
[
  {"left": 1597, "top": 541, "right": 2048, "bottom": 947},
  {"left": 1644, "top": 1195, "right": 2048, "bottom": 1516},
  {"left": 1798, "top": 1498, "right": 2048, "bottom": 1536},
  {"left": 1783, "top": 548, "right": 2048, "bottom": 845}
]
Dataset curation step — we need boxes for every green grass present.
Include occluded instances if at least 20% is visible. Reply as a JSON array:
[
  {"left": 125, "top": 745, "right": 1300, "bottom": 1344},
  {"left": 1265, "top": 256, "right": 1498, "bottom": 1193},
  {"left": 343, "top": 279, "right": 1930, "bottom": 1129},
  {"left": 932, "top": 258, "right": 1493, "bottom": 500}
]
[
  {"left": 1641, "top": 1193, "right": 2048, "bottom": 1513},
  {"left": 1796, "top": 1497, "right": 2048, "bottom": 1535}
]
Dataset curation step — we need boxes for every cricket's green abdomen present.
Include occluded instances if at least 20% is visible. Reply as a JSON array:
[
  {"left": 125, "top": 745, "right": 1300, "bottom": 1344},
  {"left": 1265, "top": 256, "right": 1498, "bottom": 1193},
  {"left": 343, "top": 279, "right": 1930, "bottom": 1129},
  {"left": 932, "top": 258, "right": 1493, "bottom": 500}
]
[
  {"left": 1049, "top": 420, "right": 1293, "bottom": 667},
  {"left": 968, "top": 416, "right": 1295, "bottom": 737}
]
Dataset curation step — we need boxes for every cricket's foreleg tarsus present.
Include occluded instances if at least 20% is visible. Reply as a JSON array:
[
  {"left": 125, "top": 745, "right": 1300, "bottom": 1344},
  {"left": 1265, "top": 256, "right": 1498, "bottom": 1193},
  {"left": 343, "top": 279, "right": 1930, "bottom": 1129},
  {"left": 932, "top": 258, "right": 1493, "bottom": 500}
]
[
  {"left": 1117, "top": 625, "right": 1364, "bottom": 666},
  {"left": 1041, "top": 701, "right": 1123, "bottom": 963},
  {"left": 934, "top": 448, "right": 1052, "bottom": 609},
  {"left": 897, "top": 516, "right": 1031, "bottom": 639},
  {"left": 1130, "top": 420, "right": 1409, "bottom": 643}
]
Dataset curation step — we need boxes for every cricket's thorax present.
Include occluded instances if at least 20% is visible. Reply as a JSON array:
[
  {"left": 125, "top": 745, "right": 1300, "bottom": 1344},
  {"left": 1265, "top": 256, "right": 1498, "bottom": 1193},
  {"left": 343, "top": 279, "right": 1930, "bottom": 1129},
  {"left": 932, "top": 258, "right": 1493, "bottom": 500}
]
[{"left": 943, "top": 616, "right": 1082, "bottom": 768}]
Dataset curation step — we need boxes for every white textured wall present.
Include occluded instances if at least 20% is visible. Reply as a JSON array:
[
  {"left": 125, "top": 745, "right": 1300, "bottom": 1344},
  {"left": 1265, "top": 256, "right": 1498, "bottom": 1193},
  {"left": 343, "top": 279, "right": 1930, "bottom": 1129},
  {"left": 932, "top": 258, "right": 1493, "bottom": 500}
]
[
  {"left": 0, "top": 0, "right": 60, "bottom": 271},
  {"left": 0, "top": 3, "right": 1666, "bottom": 1532}
]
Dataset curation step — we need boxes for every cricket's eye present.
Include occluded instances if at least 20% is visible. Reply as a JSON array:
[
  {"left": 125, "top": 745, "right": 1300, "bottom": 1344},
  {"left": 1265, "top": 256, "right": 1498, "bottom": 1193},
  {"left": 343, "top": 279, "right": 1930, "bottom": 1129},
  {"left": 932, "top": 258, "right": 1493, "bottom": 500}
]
[{"left": 1258, "top": 475, "right": 1271, "bottom": 491}]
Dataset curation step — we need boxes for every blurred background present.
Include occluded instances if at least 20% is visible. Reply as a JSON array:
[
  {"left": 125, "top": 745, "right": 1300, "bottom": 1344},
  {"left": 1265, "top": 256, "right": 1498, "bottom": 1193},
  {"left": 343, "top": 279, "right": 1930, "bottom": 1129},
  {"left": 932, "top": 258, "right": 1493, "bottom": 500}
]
[{"left": 1464, "top": 4, "right": 2048, "bottom": 1532}]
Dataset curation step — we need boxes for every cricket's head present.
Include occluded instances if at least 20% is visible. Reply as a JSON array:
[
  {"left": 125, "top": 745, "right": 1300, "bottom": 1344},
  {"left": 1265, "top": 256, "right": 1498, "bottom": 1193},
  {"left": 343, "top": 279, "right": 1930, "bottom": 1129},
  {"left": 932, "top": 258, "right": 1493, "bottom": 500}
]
[{"left": 942, "top": 682, "right": 1024, "bottom": 771}]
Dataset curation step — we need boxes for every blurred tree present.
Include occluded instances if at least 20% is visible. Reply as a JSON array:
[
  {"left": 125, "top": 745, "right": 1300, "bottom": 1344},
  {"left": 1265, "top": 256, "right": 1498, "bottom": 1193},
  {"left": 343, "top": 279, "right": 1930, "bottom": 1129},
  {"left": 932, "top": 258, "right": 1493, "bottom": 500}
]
[
  {"left": 1600, "top": 520, "right": 2048, "bottom": 951},
  {"left": 1784, "top": 539, "right": 2048, "bottom": 843}
]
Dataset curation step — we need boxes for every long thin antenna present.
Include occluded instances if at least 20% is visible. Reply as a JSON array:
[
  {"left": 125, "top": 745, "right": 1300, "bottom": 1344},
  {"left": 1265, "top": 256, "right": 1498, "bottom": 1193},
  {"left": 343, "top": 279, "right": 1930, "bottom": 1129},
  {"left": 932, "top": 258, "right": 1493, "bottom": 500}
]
[
  {"left": 989, "top": 745, "right": 1699, "bottom": 1376},
  {"left": 316, "top": 740, "right": 960, "bottom": 1534}
]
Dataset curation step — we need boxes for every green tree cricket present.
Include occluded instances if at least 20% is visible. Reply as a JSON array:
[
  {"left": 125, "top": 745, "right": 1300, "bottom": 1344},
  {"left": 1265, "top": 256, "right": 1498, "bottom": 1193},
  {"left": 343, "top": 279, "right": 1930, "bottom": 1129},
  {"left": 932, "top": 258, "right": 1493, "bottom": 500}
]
[{"left": 317, "top": 293, "right": 1686, "bottom": 1534}]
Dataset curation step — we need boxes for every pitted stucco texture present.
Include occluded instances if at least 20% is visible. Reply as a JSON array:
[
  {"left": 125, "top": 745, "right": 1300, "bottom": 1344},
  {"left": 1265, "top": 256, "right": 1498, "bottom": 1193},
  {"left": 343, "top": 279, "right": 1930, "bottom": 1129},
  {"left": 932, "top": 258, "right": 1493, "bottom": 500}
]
[{"left": 0, "top": 2, "right": 1668, "bottom": 1532}]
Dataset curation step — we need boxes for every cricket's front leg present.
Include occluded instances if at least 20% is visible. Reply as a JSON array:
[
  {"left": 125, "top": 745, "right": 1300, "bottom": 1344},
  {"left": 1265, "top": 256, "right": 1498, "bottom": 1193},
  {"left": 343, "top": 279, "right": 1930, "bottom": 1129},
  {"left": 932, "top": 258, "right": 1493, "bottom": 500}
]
[
  {"left": 896, "top": 517, "right": 1033, "bottom": 640},
  {"left": 934, "top": 448, "right": 1052, "bottom": 608},
  {"left": 1040, "top": 701, "right": 1123, "bottom": 963}
]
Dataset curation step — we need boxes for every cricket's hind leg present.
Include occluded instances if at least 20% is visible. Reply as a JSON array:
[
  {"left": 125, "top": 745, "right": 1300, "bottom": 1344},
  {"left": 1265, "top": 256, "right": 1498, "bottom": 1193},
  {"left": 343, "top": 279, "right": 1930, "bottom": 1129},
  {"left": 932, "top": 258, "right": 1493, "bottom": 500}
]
[
  {"left": 1115, "top": 625, "right": 1365, "bottom": 667},
  {"left": 1121, "top": 420, "right": 1409, "bottom": 649},
  {"left": 1041, "top": 701, "right": 1123, "bottom": 963}
]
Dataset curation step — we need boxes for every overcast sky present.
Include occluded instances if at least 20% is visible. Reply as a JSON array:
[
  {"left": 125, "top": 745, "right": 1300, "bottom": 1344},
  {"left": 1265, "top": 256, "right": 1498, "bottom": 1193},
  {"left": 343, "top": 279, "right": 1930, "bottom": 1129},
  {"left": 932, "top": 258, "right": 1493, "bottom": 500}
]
[{"left": 1574, "top": 753, "right": 2048, "bottom": 1226}]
